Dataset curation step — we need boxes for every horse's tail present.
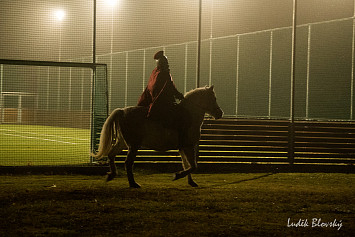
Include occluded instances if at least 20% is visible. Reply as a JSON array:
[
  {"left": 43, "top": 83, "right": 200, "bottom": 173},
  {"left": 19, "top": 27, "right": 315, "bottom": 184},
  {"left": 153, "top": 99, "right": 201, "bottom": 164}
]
[{"left": 91, "top": 109, "right": 123, "bottom": 159}]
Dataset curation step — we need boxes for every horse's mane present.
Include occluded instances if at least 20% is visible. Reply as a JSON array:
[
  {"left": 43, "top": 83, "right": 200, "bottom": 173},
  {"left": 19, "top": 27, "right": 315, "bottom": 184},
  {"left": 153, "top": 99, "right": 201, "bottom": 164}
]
[
  {"left": 180, "top": 87, "right": 210, "bottom": 109},
  {"left": 184, "top": 87, "right": 207, "bottom": 99}
]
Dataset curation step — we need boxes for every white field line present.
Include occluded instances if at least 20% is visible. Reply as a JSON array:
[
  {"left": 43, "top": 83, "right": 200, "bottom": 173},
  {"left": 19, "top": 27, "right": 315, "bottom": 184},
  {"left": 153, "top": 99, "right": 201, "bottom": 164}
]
[
  {"left": 2, "top": 133, "right": 78, "bottom": 145},
  {"left": 0, "top": 129, "right": 89, "bottom": 141}
]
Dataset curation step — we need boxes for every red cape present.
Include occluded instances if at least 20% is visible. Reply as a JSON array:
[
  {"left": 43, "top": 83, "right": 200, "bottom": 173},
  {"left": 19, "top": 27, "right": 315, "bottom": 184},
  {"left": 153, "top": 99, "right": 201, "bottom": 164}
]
[{"left": 138, "top": 68, "right": 183, "bottom": 117}]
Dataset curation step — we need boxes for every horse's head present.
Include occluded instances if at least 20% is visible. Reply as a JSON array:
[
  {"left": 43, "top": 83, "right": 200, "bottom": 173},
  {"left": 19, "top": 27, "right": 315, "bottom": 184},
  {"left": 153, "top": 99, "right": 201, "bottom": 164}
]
[
  {"left": 184, "top": 85, "right": 223, "bottom": 119},
  {"left": 203, "top": 85, "right": 223, "bottom": 119}
]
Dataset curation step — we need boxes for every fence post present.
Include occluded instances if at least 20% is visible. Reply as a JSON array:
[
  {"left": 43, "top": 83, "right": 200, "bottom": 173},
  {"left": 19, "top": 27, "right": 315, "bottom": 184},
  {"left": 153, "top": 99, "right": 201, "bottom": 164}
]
[
  {"left": 288, "top": 0, "right": 298, "bottom": 165},
  {"left": 351, "top": 15, "right": 355, "bottom": 120},
  {"left": 196, "top": 0, "right": 202, "bottom": 88},
  {"left": 0, "top": 64, "right": 3, "bottom": 123},
  {"left": 288, "top": 122, "right": 295, "bottom": 164}
]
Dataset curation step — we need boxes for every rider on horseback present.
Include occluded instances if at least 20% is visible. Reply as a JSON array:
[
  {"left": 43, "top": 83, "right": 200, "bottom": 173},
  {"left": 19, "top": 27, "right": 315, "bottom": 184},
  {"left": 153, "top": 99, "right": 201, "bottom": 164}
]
[{"left": 137, "top": 51, "right": 191, "bottom": 148}]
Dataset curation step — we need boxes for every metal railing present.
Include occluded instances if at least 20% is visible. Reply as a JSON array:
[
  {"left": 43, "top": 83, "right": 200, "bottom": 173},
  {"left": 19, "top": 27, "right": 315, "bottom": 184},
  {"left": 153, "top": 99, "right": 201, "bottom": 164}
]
[{"left": 84, "top": 16, "right": 354, "bottom": 121}]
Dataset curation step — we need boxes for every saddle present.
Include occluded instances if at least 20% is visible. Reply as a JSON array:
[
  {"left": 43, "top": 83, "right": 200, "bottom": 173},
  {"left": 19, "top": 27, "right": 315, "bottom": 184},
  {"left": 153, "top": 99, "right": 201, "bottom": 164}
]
[{"left": 119, "top": 105, "right": 192, "bottom": 148}]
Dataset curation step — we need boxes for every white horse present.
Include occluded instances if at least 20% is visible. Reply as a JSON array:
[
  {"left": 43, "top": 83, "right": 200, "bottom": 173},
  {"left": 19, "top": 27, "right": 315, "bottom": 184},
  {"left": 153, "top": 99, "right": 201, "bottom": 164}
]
[{"left": 91, "top": 86, "right": 223, "bottom": 188}]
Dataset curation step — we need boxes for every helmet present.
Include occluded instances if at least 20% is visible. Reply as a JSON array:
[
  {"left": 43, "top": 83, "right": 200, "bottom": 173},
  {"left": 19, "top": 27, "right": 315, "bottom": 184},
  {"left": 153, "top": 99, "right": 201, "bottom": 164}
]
[{"left": 154, "top": 51, "right": 169, "bottom": 71}]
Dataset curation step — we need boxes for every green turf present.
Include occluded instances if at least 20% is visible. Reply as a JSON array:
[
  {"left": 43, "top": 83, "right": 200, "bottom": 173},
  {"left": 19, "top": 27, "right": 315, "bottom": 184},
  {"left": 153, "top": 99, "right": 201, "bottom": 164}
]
[
  {"left": 0, "top": 124, "right": 90, "bottom": 166},
  {"left": 0, "top": 173, "right": 354, "bottom": 236}
]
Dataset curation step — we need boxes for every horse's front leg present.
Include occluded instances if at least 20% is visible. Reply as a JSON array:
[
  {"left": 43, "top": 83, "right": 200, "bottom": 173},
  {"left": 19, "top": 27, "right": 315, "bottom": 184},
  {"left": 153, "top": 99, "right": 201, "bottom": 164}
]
[
  {"left": 187, "top": 174, "right": 198, "bottom": 187},
  {"left": 125, "top": 147, "right": 141, "bottom": 188},
  {"left": 174, "top": 146, "right": 197, "bottom": 182},
  {"left": 188, "top": 144, "right": 199, "bottom": 187},
  {"left": 179, "top": 149, "right": 198, "bottom": 187}
]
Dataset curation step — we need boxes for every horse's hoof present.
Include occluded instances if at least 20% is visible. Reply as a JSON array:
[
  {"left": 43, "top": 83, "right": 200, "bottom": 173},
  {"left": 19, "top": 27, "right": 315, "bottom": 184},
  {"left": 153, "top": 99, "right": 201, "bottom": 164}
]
[
  {"left": 173, "top": 173, "right": 183, "bottom": 181},
  {"left": 106, "top": 172, "right": 116, "bottom": 182},
  {"left": 129, "top": 182, "right": 141, "bottom": 188},
  {"left": 188, "top": 180, "right": 199, "bottom": 187}
]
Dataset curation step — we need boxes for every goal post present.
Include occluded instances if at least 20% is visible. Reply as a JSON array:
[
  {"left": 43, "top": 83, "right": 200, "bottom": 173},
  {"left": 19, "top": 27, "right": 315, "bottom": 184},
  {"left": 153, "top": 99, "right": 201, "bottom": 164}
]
[
  {"left": 0, "top": 59, "right": 108, "bottom": 165},
  {"left": 90, "top": 64, "right": 109, "bottom": 162},
  {"left": 0, "top": 92, "right": 38, "bottom": 124}
]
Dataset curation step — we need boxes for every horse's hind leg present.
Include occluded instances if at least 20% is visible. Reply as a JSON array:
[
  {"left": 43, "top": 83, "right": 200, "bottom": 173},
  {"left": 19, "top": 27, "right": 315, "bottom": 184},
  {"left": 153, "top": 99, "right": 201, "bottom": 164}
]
[
  {"left": 106, "top": 142, "right": 125, "bottom": 182},
  {"left": 106, "top": 156, "right": 117, "bottom": 182},
  {"left": 125, "top": 147, "right": 141, "bottom": 188}
]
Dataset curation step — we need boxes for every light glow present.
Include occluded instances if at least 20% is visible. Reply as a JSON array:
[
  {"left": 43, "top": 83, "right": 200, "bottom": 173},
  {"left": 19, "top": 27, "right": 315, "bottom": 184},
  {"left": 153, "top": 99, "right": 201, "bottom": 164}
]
[
  {"left": 55, "top": 10, "right": 66, "bottom": 21},
  {"left": 105, "top": 0, "right": 118, "bottom": 7}
]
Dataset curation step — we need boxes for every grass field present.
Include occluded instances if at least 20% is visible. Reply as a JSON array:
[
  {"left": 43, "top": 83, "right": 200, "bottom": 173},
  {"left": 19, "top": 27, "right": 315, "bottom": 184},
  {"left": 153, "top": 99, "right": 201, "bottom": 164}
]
[
  {"left": 0, "top": 172, "right": 354, "bottom": 236},
  {"left": 0, "top": 124, "right": 90, "bottom": 166}
]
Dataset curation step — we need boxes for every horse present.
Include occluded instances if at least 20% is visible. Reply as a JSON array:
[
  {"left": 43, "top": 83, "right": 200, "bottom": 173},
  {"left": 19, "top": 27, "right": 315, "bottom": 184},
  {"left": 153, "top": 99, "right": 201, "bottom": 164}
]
[{"left": 91, "top": 85, "right": 223, "bottom": 188}]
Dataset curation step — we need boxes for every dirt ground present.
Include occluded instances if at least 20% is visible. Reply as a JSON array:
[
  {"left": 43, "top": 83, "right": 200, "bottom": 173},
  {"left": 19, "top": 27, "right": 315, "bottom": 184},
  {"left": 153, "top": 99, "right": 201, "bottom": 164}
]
[{"left": 0, "top": 172, "right": 354, "bottom": 236}]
